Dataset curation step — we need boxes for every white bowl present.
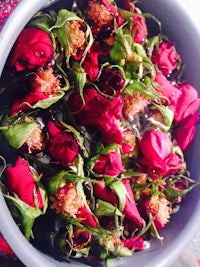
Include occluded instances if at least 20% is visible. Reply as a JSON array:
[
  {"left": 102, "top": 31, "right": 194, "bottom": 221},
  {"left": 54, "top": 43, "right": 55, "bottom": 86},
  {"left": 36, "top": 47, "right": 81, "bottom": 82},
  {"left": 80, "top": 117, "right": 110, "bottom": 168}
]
[{"left": 0, "top": 0, "right": 200, "bottom": 267}]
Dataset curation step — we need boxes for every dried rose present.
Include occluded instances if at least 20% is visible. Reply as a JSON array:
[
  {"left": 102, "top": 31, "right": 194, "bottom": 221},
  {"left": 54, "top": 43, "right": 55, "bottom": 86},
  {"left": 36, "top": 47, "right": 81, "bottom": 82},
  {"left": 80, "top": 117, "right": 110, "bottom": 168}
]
[
  {"left": 5, "top": 157, "right": 44, "bottom": 208},
  {"left": 123, "top": 236, "right": 144, "bottom": 251},
  {"left": 154, "top": 72, "right": 182, "bottom": 112},
  {"left": 94, "top": 179, "right": 143, "bottom": 226},
  {"left": 47, "top": 121, "right": 79, "bottom": 166},
  {"left": 10, "top": 67, "right": 62, "bottom": 115},
  {"left": 10, "top": 28, "right": 54, "bottom": 71},
  {"left": 50, "top": 183, "right": 97, "bottom": 227},
  {"left": 152, "top": 41, "right": 180, "bottom": 76},
  {"left": 173, "top": 113, "right": 199, "bottom": 151},
  {"left": 174, "top": 83, "right": 200, "bottom": 123},
  {"left": 68, "top": 88, "right": 123, "bottom": 144},
  {"left": 92, "top": 151, "right": 123, "bottom": 177}
]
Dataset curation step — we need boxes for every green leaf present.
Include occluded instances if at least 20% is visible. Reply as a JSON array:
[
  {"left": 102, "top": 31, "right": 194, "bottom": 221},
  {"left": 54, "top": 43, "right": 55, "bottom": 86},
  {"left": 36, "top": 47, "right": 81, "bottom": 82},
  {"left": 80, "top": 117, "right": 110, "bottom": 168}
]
[
  {"left": 95, "top": 199, "right": 123, "bottom": 217},
  {"left": 2, "top": 116, "right": 38, "bottom": 149}
]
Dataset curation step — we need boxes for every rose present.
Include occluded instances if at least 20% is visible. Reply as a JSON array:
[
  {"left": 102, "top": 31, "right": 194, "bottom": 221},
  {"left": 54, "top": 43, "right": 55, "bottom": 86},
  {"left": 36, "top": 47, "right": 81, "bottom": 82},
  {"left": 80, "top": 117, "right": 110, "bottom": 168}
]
[
  {"left": 47, "top": 121, "right": 79, "bottom": 166},
  {"left": 5, "top": 157, "right": 44, "bottom": 208},
  {"left": 10, "top": 67, "right": 61, "bottom": 115},
  {"left": 122, "top": 3, "right": 147, "bottom": 43},
  {"left": 152, "top": 41, "right": 180, "bottom": 76},
  {"left": 154, "top": 72, "right": 182, "bottom": 112},
  {"left": 92, "top": 151, "right": 123, "bottom": 176},
  {"left": 173, "top": 113, "right": 199, "bottom": 150},
  {"left": 174, "top": 83, "right": 200, "bottom": 123},
  {"left": 94, "top": 179, "right": 143, "bottom": 226},
  {"left": 10, "top": 28, "right": 54, "bottom": 72},
  {"left": 139, "top": 130, "right": 183, "bottom": 178},
  {"left": 51, "top": 183, "right": 97, "bottom": 227},
  {"left": 0, "top": 234, "right": 14, "bottom": 256},
  {"left": 96, "top": 67, "right": 125, "bottom": 95},
  {"left": 68, "top": 88, "right": 123, "bottom": 144},
  {"left": 123, "top": 236, "right": 144, "bottom": 251}
]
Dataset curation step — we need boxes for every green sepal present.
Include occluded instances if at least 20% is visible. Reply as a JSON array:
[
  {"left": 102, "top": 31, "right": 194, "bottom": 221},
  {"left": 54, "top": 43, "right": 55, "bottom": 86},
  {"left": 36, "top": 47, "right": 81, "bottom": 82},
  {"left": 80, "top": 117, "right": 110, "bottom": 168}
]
[
  {"left": 2, "top": 116, "right": 38, "bottom": 149},
  {"left": 50, "top": 9, "right": 93, "bottom": 65},
  {"left": 149, "top": 104, "right": 174, "bottom": 132},
  {"left": 105, "top": 177, "right": 126, "bottom": 212},
  {"left": 4, "top": 185, "right": 47, "bottom": 240},
  {"left": 95, "top": 199, "right": 123, "bottom": 217}
]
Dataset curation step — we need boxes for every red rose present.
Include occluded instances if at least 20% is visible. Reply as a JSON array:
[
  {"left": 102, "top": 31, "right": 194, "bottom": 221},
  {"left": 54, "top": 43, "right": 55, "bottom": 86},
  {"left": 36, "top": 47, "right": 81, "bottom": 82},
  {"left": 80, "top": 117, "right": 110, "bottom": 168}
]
[
  {"left": 47, "top": 121, "right": 79, "bottom": 166},
  {"left": 83, "top": 42, "right": 100, "bottom": 81},
  {"left": 123, "top": 236, "right": 144, "bottom": 251},
  {"left": 0, "top": 234, "right": 14, "bottom": 257},
  {"left": 174, "top": 83, "right": 200, "bottom": 123},
  {"left": 10, "top": 68, "right": 60, "bottom": 115},
  {"left": 94, "top": 179, "right": 143, "bottom": 226},
  {"left": 10, "top": 28, "right": 54, "bottom": 71},
  {"left": 5, "top": 157, "right": 44, "bottom": 208},
  {"left": 173, "top": 113, "right": 199, "bottom": 150},
  {"left": 152, "top": 41, "right": 180, "bottom": 76},
  {"left": 154, "top": 72, "right": 182, "bottom": 112},
  {"left": 93, "top": 151, "right": 123, "bottom": 176},
  {"left": 68, "top": 88, "right": 123, "bottom": 144}
]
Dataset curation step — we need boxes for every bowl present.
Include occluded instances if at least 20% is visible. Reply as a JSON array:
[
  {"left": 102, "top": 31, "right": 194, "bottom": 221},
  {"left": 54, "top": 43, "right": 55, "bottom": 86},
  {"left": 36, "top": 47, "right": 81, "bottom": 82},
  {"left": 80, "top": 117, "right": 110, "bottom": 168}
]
[{"left": 0, "top": 0, "right": 200, "bottom": 267}]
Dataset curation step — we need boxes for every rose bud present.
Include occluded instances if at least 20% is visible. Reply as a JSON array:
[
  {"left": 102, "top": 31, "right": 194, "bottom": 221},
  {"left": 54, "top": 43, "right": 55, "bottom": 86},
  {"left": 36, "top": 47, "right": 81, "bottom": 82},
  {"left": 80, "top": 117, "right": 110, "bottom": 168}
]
[
  {"left": 10, "top": 28, "right": 54, "bottom": 72},
  {"left": 84, "top": 0, "right": 123, "bottom": 35},
  {"left": 68, "top": 88, "right": 123, "bottom": 144},
  {"left": 47, "top": 121, "right": 79, "bottom": 166},
  {"left": 152, "top": 41, "right": 180, "bottom": 76},
  {"left": 154, "top": 72, "right": 182, "bottom": 112},
  {"left": 2, "top": 116, "right": 45, "bottom": 153},
  {"left": 123, "top": 236, "right": 144, "bottom": 251},
  {"left": 140, "top": 196, "right": 172, "bottom": 231},
  {"left": 94, "top": 179, "right": 143, "bottom": 226},
  {"left": 173, "top": 113, "right": 199, "bottom": 151},
  {"left": 10, "top": 67, "right": 62, "bottom": 115},
  {"left": 70, "top": 227, "right": 92, "bottom": 250},
  {"left": 123, "top": 92, "right": 149, "bottom": 120},
  {"left": 0, "top": 234, "right": 14, "bottom": 257},
  {"left": 5, "top": 157, "right": 44, "bottom": 208},
  {"left": 92, "top": 151, "right": 123, "bottom": 177},
  {"left": 50, "top": 183, "right": 97, "bottom": 227},
  {"left": 83, "top": 42, "right": 101, "bottom": 81},
  {"left": 96, "top": 67, "right": 125, "bottom": 95},
  {"left": 174, "top": 83, "right": 200, "bottom": 123}
]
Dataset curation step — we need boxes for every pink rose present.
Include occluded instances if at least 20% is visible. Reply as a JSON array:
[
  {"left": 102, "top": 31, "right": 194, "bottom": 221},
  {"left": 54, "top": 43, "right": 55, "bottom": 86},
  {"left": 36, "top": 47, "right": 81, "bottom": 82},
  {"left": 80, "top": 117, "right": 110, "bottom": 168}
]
[
  {"left": 94, "top": 179, "right": 143, "bottom": 226},
  {"left": 68, "top": 88, "right": 123, "bottom": 144},
  {"left": 47, "top": 121, "right": 79, "bottom": 166},
  {"left": 10, "top": 68, "right": 60, "bottom": 115},
  {"left": 131, "top": 11, "right": 148, "bottom": 43},
  {"left": 93, "top": 151, "right": 123, "bottom": 176},
  {"left": 5, "top": 157, "right": 44, "bottom": 208},
  {"left": 152, "top": 41, "right": 180, "bottom": 76},
  {"left": 10, "top": 28, "right": 54, "bottom": 71},
  {"left": 154, "top": 72, "right": 182, "bottom": 112},
  {"left": 173, "top": 113, "right": 199, "bottom": 150},
  {"left": 123, "top": 236, "right": 144, "bottom": 251},
  {"left": 0, "top": 234, "right": 14, "bottom": 256},
  {"left": 174, "top": 83, "right": 200, "bottom": 123},
  {"left": 139, "top": 130, "right": 183, "bottom": 178}
]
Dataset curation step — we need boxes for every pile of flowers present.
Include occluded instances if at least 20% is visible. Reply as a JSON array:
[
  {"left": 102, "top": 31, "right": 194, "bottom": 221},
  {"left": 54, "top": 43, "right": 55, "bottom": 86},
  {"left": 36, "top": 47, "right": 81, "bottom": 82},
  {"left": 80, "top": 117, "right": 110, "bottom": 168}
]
[{"left": 0, "top": 0, "right": 199, "bottom": 265}]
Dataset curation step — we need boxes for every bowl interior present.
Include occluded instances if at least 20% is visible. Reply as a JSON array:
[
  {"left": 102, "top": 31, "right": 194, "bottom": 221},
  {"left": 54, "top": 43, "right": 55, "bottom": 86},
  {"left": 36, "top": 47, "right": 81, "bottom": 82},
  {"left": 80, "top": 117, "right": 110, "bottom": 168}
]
[{"left": 0, "top": 0, "right": 200, "bottom": 267}]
